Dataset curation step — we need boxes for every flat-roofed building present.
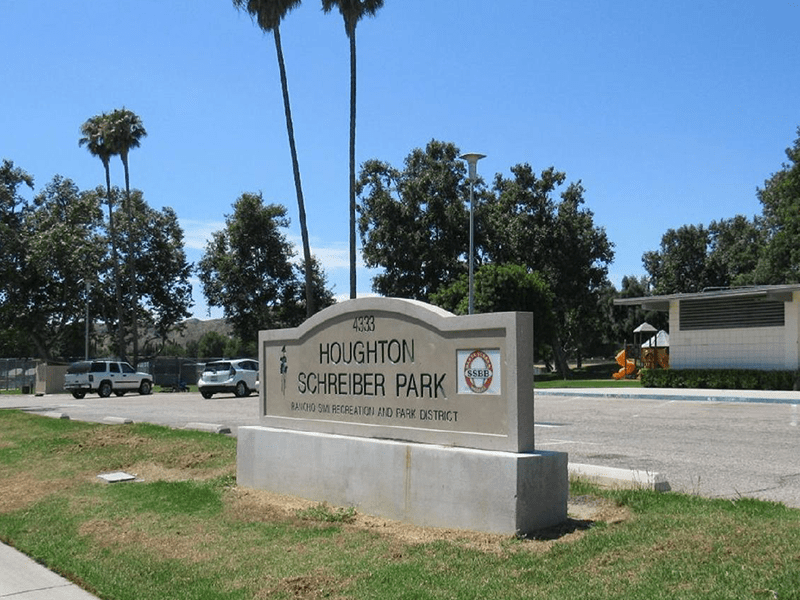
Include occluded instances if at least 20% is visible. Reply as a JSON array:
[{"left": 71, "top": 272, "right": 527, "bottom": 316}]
[{"left": 615, "top": 285, "right": 800, "bottom": 370}]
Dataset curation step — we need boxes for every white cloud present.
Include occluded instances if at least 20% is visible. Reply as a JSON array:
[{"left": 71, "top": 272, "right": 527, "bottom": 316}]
[
  {"left": 181, "top": 219, "right": 225, "bottom": 251},
  {"left": 311, "top": 246, "right": 350, "bottom": 270}
]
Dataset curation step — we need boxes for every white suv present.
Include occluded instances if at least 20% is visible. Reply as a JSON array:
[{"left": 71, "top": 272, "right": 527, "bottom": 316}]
[
  {"left": 64, "top": 360, "right": 153, "bottom": 399},
  {"left": 198, "top": 359, "right": 259, "bottom": 399}
]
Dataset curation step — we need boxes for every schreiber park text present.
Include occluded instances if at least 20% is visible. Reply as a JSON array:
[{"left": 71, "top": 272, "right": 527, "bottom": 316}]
[{"left": 289, "top": 337, "right": 459, "bottom": 423}]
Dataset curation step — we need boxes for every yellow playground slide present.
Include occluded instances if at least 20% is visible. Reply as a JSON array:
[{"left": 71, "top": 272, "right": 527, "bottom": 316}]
[{"left": 612, "top": 348, "right": 636, "bottom": 379}]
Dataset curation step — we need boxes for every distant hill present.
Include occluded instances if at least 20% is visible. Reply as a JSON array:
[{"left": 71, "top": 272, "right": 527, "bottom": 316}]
[
  {"left": 168, "top": 318, "right": 232, "bottom": 346},
  {"left": 93, "top": 318, "right": 232, "bottom": 351}
]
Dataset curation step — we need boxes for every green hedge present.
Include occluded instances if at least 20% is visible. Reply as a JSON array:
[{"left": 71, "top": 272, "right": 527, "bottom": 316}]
[{"left": 640, "top": 368, "right": 799, "bottom": 391}]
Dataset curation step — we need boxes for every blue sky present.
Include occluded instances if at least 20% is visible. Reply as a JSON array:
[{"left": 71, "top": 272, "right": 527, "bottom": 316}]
[{"left": 3, "top": 0, "right": 799, "bottom": 320}]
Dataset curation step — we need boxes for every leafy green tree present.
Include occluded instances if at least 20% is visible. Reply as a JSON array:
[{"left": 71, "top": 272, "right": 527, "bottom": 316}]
[
  {"left": 549, "top": 179, "right": 615, "bottom": 370},
  {"left": 119, "top": 191, "right": 193, "bottom": 352},
  {"left": 0, "top": 160, "right": 34, "bottom": 264},
  {"left": 482, "top": 164, "right": 614, "bottom": 376},
  {"left": 185, "top": 339, "right": 200, "bottom": 358},
  {"left": 322, "top": 0, "right": 384, "bottom": 299},
  {"left": 357, "top": 140, "right": 470, "bottom": 300},
  {"left": 0, "top": 174, "right": 191, "bottom": 362},
  {"left": 0, "top": 160, "right": 35, "bottom": 354},
  {"left": 108, "top": 108, "right": 147, "bottom": 363},
  {"left": 160, "top": 340, "right": 187, "bottom": 357},
  {"left": 431, "top": 263, "right": 554, "bottom": 359},
  {"left": 15, "top": 177, "right": 105, "bottom": 360},
  {"left": 233, "top": 0, "right": 315, "bottom": 317},
  {"left": 198, "top": 331, "right": 230, "bottom": 359},
  {"left": 0, "top": 327, "right": 36, "bottom": 358},
  {"left": 707, "top": 215, "right": 765, "bottom": 286},
  {"left": 357, "top": 143, "right": 613, "bottom": 375},
  {"left": 642, "top": 216, "right": 767, "bottom": 294},
  {"left": 198, "top": 193, "right": 332, "bottom": 343},
  {"left": 752, "top": 127, "right": 800, "bottom": 284},
  {"left": 79, "top": 113, "right": 125, "bottom": 357},
  {"left": 281, "top": 255, "right": 336, "bottom": 326},
  {"left": 0, "top": 159, "right": 33, "bottom": 212},
  {"left": 224, "top": 337, "right": 258, "bottom": 359},
  {"left": 642, "top": 224, "right": 711, "bottom": 295},
  {"left": 480, "top": 164, "right": 559, "bottom": 268}
]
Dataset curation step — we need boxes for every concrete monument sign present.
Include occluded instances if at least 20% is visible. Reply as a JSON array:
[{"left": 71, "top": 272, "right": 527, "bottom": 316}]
[
  {"left": 257, "top": 297, "right": 533, "bottom": 452},
  {"left": 238, "top": 298, "right": 567, "bottom": 534}
]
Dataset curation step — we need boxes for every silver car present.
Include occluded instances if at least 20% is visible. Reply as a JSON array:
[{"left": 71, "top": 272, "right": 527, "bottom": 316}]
[{"left": 198, "top": 359, "right": 259, "bottom": 399}]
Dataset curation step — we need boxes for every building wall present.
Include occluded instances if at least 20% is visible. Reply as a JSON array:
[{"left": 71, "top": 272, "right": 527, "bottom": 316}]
[
  {"left": 36, "top": 364, "right": 68, "bottom": 394},
  {"left": 669, "top": 294, "right": 800, "bottom": 370},
  {"left": 787, "top": 291, "right": 800, "bottom": 368}
]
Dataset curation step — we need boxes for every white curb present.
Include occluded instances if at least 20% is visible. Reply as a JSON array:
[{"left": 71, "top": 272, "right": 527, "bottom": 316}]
[
  {"left": 102, "top": 416, "right": 133, "bottom": 425},
  {"left": 184, "top": 422, "right": 232, "bottom": 435},
  {"left": 569, "top": 462, "right": 670, "bottom": 492},
  {"left": 42, "top": 411, "right": 69, "bottom": 420}
]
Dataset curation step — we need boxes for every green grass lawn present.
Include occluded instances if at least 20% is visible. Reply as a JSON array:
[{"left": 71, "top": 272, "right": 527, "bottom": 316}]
[
  {"left": 535, "top": 378, "right": 642, "bottom": 389},
  {"left": 1, "top": 410, "right": 798, "bottom": 599},
  {"left": 534, "top": 361, "right": 642, "bottom": 388}
]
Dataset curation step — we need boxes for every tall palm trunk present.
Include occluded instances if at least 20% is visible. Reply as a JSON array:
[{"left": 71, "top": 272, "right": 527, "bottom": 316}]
[
  {"left": 348, "top": 27, "right": 357, "bottom": 299},
  {"left": 121, "top": 156, "right": 139, "bottom": 365},
  {"left": 104, "top": 162, "right": 125, "bottom": 360},
  {"left": 322, "top": 0, "right": 384, "bottom": 298},
  {"left": 274, "top": 25, "right": 315, "bottom": 317}
]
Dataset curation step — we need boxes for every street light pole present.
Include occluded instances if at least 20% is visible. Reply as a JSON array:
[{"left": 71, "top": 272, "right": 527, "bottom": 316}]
[
  {"left": 459, "top": 153, "right": 486, "bottom": 315},
  {"left": 85, "top": 279, "right": 90, "bottom": 360}
]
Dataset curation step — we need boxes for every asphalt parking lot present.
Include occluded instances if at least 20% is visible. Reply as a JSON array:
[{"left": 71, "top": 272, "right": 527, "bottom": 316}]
[
  {"left": 2, "top": 387, "right": 799, "bottom": 508},
  {"left": 535, "top": 389, "right": 800, "bottom": 508}
]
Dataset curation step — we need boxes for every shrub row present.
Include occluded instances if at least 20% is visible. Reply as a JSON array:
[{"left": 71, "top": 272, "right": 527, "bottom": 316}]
[{"left": 640, "top": 368, "right": 799, "bottom": 391}]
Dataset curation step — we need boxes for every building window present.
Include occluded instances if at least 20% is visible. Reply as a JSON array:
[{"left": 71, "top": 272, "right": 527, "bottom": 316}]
[{"left": 679, "top": 297, "right": 785, "bottom": 331}]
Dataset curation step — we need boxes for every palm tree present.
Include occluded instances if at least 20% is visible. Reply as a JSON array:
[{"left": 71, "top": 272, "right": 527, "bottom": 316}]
[
  {"left": 322, "top": 0, "right": 384, "bottom": 299},
  {"left": 79, "top": 113, "right": 126, "bottom": 359},
  {"left": 108, "top": 108, "right": 147, "bottom": 365},
  {"left": 233, "top": 0, "right": 315, "bottom": 318}
]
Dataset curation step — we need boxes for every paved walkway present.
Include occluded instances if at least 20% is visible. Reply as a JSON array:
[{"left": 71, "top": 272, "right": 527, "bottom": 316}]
[{"left": 0, "top": 541, "right": 100, "bottom": 599}]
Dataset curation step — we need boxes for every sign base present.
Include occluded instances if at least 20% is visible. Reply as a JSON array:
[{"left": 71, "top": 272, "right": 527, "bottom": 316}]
[{"left": 237, "top": 426, "right": 568, "bottom": 535}]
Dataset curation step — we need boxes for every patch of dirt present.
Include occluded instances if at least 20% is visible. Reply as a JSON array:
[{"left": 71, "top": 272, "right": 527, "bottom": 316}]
[
  {"left": 0, "top": 471, "right": 74, "bottom": 513},
  {"left": 78, "top": 517, "right": 219, "bottom": 564},
  {"left": 176, "top": 451, "right": 217, "bottom": 469},
  {"left": 66, "top": 427, "right": 150, "bottom": 450},
  {"left": 110, "top": 460, "right": 230, "bottom": 483},
  {"left": 227, "top": 487, "right": 630, "bottom": 554},
  {"left": 227, "top": 487, "right": 322, "bottom": 524},
  {"left": 568, "top": 494, "right": 632, "bottom": 524},
  {"left": 63, "top": 427, "right": 233, "bottom": 484},
  {"left": 257, "top": 569, "right": 351, "bottom": 600}
]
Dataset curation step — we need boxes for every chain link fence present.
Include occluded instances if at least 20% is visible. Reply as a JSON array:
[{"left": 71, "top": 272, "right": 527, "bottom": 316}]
[
  {"left": 136, "top": 357, "right": 206, "bottom": 390},
  {"left": 0, "top": 359, "right": 39, "bottom": 392}
]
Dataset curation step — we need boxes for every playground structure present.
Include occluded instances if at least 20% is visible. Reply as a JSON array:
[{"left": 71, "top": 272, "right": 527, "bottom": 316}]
[{"left": 613, "top": 323, "right": 670, "bottom": 379}]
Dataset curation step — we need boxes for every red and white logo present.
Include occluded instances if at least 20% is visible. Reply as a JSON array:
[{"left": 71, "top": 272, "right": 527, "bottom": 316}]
[{"left": 463, "top": 350, "right": 494, "bottom": 394}]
